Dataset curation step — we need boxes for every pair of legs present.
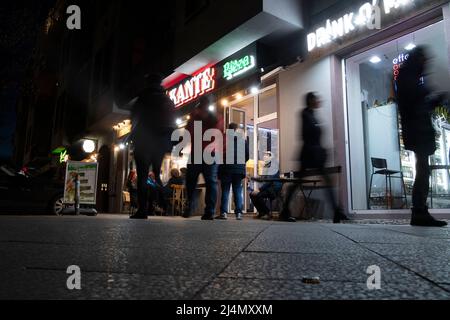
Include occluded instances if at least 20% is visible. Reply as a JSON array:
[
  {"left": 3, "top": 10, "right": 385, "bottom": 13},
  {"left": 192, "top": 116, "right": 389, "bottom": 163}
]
[
  {"left": 409, "top": 152, "right": 447, "bottom": 227},
  {"left": 134, "top": 149, "right": 165, "bottom": 215},
  {"left": 250, "top": 189, "right": 275, "bottom": 218},
  {"left": 185, "top": 164, "right": 218, "bottom": 218},
  {"left": 220, "top": 174, "right": 244, "bottom": 216}
]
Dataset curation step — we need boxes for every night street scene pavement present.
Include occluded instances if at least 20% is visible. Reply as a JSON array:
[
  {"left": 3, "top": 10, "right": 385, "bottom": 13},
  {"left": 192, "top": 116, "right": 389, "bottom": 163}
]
[
  {"left": 1, "top": 214, "right": 450, "bottom": 301},
  {"left": 2, "top": 0, "right": 450, "bottom": 307}
]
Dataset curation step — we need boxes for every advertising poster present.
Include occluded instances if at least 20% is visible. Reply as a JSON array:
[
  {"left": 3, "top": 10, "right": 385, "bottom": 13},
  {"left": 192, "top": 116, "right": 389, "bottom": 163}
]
[{"left": 64, "top": 161, "right": 98, "bottom": 205}]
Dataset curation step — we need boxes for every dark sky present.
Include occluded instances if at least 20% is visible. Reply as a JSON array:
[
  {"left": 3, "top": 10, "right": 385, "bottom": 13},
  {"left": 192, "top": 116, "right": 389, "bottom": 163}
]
[{"left": 0, "top": 1, "right": 56, "bottom": 162}]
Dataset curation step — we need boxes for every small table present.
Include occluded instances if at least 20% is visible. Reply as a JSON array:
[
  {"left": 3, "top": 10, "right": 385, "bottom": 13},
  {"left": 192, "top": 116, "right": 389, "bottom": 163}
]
[{"left": 251, "top": 177, "right": 322, "bottom": 216}]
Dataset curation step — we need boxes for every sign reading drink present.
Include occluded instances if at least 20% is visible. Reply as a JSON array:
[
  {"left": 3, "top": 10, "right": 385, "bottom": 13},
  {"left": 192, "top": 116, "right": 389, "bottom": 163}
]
[
  {"left": 168, "top": 67, "right": 216, "bottom": 108},
  {"left": 307, "top": 0, "right": 415, "bottom": 52},
  {"left": 223, "top": 55, "right": 256, "bottom": 80}
]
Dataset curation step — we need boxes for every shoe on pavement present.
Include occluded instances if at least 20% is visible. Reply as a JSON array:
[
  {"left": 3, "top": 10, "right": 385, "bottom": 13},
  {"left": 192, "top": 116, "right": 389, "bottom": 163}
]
[
  {"left": 279, "top": 215, "right": 296, "bottom": 222},
  {"left": 411, "top": 208, "right": 447, "bottom": 227},
  {"left": 201, "top": 214, "right": 214, "bottom": 221},
  {"left": 130, "top": 213, "right": 148, "bottom": 220},
  {"left": 236, "top": 213, "right": 243, "bottom": 220},
  {"left": 279, "top": 210, "right": 296, "bottom": 222},
  {"left": 216, "top": 213, "right": 228, "bottom": 220},
  {"left": 260, "top": 214, "right": 272, "bottom": 221},
  {"left": 333, "top": 208, "right": 350, "bottom": 224}
]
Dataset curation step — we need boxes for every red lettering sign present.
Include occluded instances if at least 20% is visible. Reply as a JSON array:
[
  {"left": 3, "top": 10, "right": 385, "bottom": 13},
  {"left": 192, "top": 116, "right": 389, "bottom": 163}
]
[{"left": 168, "top": 68, "right": 216, "bottom": 108}]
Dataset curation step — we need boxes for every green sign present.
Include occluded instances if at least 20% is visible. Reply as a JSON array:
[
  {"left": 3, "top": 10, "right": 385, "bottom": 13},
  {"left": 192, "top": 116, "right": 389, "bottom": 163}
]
[
  {"left": 223, "top": 55, "right": 256, "bottom": 80},
  {"left": 52, "top": 147, "right": 66, "bottom": 155},
  {"left": 59, "top": 150, "right": 68, "bottom": 163}
]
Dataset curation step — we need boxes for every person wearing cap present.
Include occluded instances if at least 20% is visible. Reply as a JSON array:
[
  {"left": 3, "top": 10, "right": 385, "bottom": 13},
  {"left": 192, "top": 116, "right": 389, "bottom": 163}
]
[
  {"left": 183, "top": 96, "right": 224, "bottom": 220},
  {"left": 129, "top": 73, "right": 176, "bottom": 219}
]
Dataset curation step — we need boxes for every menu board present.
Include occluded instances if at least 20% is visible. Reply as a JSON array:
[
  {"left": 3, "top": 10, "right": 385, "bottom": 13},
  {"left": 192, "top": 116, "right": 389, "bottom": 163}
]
[{"left": 64, "top": 161, "right": 98, "bottom": 205}]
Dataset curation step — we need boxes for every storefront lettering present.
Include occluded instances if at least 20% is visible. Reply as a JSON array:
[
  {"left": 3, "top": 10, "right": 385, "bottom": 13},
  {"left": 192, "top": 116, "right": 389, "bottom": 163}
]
[
  {"left": 223, "top": 55, "right": 256, "bottom": 80},
  {"left": 168, "top": 67, "right": 216, "bottom": 108},
  {"left": 307, "top": 0, "right": 414, "bottom": 52},
  {"left": 393, "top": 53, "right": 409, "bottom": 80}
]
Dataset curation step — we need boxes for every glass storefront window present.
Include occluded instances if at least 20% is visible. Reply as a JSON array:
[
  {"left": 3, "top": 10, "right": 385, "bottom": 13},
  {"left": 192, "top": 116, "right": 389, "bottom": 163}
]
[
  {"left": 224, "top": 86, "right": 279, "bottom": 213},
  {"left": 258, "top": 87, "right": 277, "bottom": 117},
  {"left": 256, "top": 119, "right": 279, "bottom": 176},
  {"left": 345, "top": 21, "right": 450, "bottom": 211}
]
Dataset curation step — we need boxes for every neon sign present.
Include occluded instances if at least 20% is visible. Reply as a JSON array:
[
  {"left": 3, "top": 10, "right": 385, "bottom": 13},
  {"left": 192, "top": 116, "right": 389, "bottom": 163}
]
[
  {"left": 392, "top": 53, "right": 409, "bottom": 81},
  {"left": 60, "top": 150, "right": 69, "bottom": 163},
  {"left": 223, "top": 55, "right": 256, "bottom": 80},
  {"left": 168, "top": 68, "right": 216, "bottom": 108},
  {"left": 307, "top": 0, "right": 415, "bottom": 52}
]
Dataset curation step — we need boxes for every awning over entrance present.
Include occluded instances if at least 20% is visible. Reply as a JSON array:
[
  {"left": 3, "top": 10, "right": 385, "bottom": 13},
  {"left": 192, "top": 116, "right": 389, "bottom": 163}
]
[{"left": 163, "top": 0, "right": 304, "bottom": 88}]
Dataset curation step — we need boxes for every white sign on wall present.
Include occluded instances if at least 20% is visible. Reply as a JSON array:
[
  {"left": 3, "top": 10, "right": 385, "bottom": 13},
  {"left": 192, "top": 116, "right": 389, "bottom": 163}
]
[
  {"left": 307, "top": 0, "right": 416, "bottom": 52},
  {"left": 64, "top": 161, "right": 98, "bottom": 205}
]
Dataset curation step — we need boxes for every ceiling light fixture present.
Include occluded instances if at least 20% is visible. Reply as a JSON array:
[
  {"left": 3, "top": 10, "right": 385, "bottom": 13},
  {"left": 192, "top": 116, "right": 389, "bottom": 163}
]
[
  {"left": 370, "top": 56, "right": 382, "bottom": 64},
  {"left": 405, "top": 43, "right": 416, "bottom": 51},
  {"left": 82, "top": 140, "right": 96, "bottom": 153}
]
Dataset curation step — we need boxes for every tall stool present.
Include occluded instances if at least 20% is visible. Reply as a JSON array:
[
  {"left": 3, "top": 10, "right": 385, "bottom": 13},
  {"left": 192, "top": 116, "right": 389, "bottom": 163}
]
[{"left": 368, "top": 158, "right": 408, "bottom": 209}]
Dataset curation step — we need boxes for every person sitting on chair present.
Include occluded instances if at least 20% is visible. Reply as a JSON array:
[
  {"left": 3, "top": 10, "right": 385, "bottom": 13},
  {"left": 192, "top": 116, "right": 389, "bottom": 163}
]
[
  {"left": 126, "top": 169, "right": 138, "bottom": 210},
  {"left": 147, "top": 172, "right": 167, "bottom": 215},
  {"left": 250, "top": 172, "right": 283, "bottom": 221},
  {"left": 163, "top": 168, "right": 184, "bottom": 199}
]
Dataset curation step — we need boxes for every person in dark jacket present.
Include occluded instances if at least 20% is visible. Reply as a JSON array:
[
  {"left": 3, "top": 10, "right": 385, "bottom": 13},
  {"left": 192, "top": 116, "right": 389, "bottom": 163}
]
[
  {"left": 130, "top": 74, "right": 176, "bottom": 219},
  {"left": 162, "top": 168, "right": 184, "bottom": 198},
  {"left": 396, "top": 46, "right": 447, "bottom": 227},
  {"left": 250, "top": 172, "right": 283, "bottom": 220},
  {"left": 183, "top": 96, "right": 224, "bottom": 220},
  {"left": 282, "top": 92, "right": 348, "bottom": 223},
  {"left": 217, "top": 123, "right": 249, "bottom": 220}
]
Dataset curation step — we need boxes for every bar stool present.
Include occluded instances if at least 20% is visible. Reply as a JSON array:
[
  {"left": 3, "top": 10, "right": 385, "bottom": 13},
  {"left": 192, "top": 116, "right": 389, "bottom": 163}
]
[{"left": 368, "top": 158, "right": 408, "bottom": 209}]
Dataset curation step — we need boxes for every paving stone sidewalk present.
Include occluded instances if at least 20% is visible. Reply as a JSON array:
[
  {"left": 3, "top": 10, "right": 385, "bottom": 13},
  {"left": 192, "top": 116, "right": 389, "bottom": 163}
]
[{"left": 0, "top": 214, "right": 449, "bottom": 300}]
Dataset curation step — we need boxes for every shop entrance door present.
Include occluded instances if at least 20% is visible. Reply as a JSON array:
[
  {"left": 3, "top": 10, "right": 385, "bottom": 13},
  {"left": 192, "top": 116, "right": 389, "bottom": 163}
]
[{"left": 223, "top": 84, "right": 279, "bottom": 214}]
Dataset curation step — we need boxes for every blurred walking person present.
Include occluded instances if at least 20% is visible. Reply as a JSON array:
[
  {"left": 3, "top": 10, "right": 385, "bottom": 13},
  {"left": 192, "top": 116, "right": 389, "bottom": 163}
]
[
  {"left": 282, "top": 92, "right": 348, "bottom": 223},
  {"left": 396, "top": 46, "right": 447, "bottom": 227},
  {"left": 130, "top": 74, "right": 175, "bottom": 219}
]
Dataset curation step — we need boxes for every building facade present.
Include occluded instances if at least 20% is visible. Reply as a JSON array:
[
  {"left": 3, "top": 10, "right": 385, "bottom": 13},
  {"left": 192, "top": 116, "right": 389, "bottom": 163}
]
[
  {"left": 16, "top": 0, "right": 450, "bottom": 217},
  {"left": 162, "top": 0, "right": 450, "bottom": 218}
]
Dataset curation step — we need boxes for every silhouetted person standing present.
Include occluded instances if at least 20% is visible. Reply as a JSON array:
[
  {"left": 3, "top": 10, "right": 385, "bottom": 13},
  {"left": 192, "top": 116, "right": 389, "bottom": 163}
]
[
  {"left": 396, "top": 46, "right": 447, "bottom": 227},
  {"left": 183, "top": 96, "right": 223, "bottom": 220},
  {"left": 130, "top": 74, "right": 175, "bottom": 219},
  {"left": 282, "top": 92, "right": 348, "bottom": 223},
  {"left": 218, "top": 123, "right": 249, "bottom": 221}
]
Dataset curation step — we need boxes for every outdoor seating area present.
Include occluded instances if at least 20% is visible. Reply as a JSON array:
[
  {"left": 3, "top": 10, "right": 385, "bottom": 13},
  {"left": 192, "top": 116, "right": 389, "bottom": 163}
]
[{"left": 252, "top": 166, "right": 342, "bottom": 219}]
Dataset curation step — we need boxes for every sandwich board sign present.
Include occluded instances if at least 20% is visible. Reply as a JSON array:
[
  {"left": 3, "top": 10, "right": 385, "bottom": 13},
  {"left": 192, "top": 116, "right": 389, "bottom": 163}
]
[{"left": 64, "top": 161, "right": 98, "bottom": 205}]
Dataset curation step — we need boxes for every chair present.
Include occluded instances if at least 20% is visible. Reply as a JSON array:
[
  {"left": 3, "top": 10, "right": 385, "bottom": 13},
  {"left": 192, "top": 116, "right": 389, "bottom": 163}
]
[
  {"left": 368, "top": 158, "right": 407, "bottom": 209},
  {"left": 123, "top": 190, "right": 138, "bottom": 215},
  {"left": 169, "top": 185, "right": 187, "bottom": 216}
]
